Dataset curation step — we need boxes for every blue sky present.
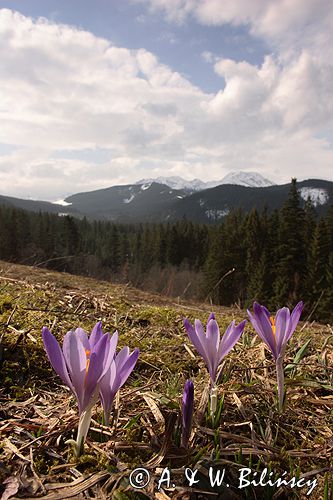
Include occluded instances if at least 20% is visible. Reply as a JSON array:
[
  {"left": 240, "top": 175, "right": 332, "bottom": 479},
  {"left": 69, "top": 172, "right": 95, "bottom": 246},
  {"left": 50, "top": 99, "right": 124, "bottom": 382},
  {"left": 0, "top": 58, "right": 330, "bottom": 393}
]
[
  {"left": 0, "top": 0, "right": 332, "bottom": 200},
  {"left": 0, "top": 0, "right": 268, "bottom": 93}
]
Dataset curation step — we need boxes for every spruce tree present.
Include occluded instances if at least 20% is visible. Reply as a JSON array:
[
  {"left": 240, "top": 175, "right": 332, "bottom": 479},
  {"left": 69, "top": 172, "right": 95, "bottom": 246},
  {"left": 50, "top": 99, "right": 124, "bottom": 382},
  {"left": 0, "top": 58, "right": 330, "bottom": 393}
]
[
  {"left": 273, "top": 179, "right": 307, "bottom": 306},
  {"left": 319, "top": 251, "right": 333, "bottom": 322},
  {"left": 203, "top": 223, "right": 226, "bottom": 304},
  {"left": 303, "top": 198, "right": 317, "bottom": 302},
  {"left": 312, "top": 219, "right": 330, "bottom": 291},
  {"left": 245, "top": 209, "right": 270, "bottom": 305}
]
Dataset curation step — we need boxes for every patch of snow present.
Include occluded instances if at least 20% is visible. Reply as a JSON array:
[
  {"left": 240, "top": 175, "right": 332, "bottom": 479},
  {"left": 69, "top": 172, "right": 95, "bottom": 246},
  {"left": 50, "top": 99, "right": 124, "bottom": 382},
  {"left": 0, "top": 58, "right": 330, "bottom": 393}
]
[
  {"left": 141, "top": 183, "right": 151, "bottom": 190},
  {"left": 176, "top": 195, "right": 183, "bottom": 199},
  {"left": 57, "top": 212, "right": 70, "bottom": 217},
  {"left": 136, "top": 176, "right": 205, "bottom": 192},
  {"left": 198, "top": 198, "right": 206, "bottom": 207},
  {"left": 123, "top": 194, "right": 135, "bottom": 204},
  {"left": 298, "top": 187, "right": 329, "bottom": 206},
  {"left": 205, "top": 208, "right": 230, "bottom": 220},
  {"left": 135, "top": 171, "right": 275, "bottom": 192},
  {"left": 53, "top": 199, "right": 72, "bottom": 206}
]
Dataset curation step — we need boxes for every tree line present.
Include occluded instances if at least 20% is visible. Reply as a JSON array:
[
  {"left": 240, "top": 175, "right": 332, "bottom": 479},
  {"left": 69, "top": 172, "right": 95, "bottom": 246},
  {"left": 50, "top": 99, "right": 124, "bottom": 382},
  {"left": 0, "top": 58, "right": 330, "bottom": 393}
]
[{"left": 0, "top": 179, "right": 332, "bottom": 321}]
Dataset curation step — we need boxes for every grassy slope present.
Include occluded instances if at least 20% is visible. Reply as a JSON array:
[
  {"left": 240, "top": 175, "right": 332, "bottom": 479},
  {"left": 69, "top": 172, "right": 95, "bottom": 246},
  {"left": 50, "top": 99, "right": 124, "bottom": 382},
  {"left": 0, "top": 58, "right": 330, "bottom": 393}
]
[{"left": 0, "top": 260, "right": 332, "bottom": 499}]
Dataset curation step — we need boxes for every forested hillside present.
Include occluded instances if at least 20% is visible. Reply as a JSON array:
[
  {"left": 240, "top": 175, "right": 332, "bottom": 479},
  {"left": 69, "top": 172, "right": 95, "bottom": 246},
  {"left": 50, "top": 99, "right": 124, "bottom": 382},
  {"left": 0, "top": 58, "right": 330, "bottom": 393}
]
[{"left": 1, "top": 179, "right": 333, "bottom": 321}]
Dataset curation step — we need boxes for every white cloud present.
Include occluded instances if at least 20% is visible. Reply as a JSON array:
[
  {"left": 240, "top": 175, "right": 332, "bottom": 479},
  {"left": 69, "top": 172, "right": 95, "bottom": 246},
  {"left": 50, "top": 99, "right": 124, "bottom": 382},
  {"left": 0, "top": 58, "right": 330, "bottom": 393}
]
[
  {"left": 135, "top": 0, "right": 333, "bottom": 57},
  {"left": 201, "top": 50, "right": 214, "bottom": 63},
  {"left": 0, "top": 6, "right": 333, "bottom": 200},
  {"left": 210, "top": 51, "right": 333, "bottom": 132}
]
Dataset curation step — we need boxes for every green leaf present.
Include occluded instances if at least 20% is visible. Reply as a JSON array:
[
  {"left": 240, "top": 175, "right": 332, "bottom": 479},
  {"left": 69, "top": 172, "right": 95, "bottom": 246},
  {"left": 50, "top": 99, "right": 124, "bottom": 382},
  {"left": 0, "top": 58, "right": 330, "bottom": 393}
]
[
  {"left": 285, "top": 338, "right": 311, "bottom": 373},
  {"left": 123, "top": 414, "right": 141, "bottom": 430}
]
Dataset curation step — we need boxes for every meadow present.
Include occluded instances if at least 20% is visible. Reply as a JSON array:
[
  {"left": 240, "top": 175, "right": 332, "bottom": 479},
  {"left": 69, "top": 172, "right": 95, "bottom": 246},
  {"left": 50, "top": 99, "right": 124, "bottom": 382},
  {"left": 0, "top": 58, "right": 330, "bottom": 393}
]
[{"left": 0, "top": 260, "right": 332, "bottom": 499}]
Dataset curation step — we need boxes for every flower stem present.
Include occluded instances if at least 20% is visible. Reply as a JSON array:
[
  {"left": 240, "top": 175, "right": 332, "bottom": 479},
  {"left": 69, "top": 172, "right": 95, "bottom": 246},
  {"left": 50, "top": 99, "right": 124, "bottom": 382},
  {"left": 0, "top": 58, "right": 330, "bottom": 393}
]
[
  {"left": 276, "top": 357, "right": 285, "bottom": 413},
  {"left": 181, "top": 425, "right": 190, "bottom": 449},
  {"left": 75, "top": 406, "right": 93, "bottom": 457},
  {"left": 210, "top": 385, "right": 218, "bottom": 423}
]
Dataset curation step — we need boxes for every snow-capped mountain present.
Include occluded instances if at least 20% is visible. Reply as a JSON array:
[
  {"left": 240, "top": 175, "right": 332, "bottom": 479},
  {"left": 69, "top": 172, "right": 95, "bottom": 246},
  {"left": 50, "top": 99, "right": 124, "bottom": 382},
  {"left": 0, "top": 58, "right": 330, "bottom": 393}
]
[
  {"left": 136, "top": 171, "right": 275, "bottom": 191},
  {"left": 136, "top": 176, "right": 205, "bottom": 192},
  {"left": 219, "top": 171, "right": 276, "bottom": 188}
]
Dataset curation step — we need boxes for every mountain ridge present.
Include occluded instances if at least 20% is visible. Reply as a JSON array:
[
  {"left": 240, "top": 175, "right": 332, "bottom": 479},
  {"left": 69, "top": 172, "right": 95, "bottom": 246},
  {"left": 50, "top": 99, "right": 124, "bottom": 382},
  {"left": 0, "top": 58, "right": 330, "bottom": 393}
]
[
  {"left": 0, "top": 177, "right": 332, "bottom": 224},
  {"left": 136, "top": 171, "right": 275, "bottom": 192}
]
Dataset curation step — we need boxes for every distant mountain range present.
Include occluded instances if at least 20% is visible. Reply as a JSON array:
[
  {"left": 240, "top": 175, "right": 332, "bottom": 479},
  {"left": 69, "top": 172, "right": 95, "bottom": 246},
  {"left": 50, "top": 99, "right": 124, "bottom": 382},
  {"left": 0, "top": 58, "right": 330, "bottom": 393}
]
[
  {"left": 0, "top": 172, "right": 332, "bottom": 223},
  {"left": 136, "top": 171, "right": 275, "bottom": 192}
]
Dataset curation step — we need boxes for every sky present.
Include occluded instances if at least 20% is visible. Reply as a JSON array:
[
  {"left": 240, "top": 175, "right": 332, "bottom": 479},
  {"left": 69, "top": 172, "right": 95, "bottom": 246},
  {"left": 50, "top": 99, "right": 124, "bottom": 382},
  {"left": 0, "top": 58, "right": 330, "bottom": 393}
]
[{"left": 0, "top": 0, "right": 332, "bottom": 201}]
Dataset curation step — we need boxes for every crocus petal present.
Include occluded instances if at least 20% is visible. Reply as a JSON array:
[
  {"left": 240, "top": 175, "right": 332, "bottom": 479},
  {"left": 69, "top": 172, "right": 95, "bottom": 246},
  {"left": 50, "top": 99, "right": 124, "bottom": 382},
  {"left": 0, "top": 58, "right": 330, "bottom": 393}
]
[
  {"left": 101, "top": 331, "right": 118, "bottom": 378},
  {"left": 99, "top": 361, "right": 117, "bottom": 424},
  {"left": 63, "top": 330, "right": 87, "bottom": 412},
  {"left": 74, "top": 327, "right": 90, "bottom": 351},
  {"left": 275, "top": 307, "right": 290, "bottom": 354},
  {"left": 184, "top": 319, "right": 209, "bottom": 366},
  {"left": 114, "top": 346, "right": 130, "bottom": 370},
  {"left": 261, "top": 306, "right": 271, "bottom": 319},
  {"left": 249, "top": 303, "right": 278, "bottom": 359},
  {"left": 116, "top": 348, "right": 139, "bottom": 388},
  {"left": 206, "top": 319, "right": 220, "bottom": 352},
  {"left": 218, "top": 319, "right": 246, "bottom": 362},
  {"left": 83, "top": 333, "right": 110, "bottom": 411},
  {"left": 285, "top": 301, "right": 303, "bottom": 343},
  {"left": 217, "top": 320, "right": 235, "bottom": 358},
  {"left": 247, "top": 309, "right": 269, "bottom": 348},
  {"left": 205, "top": 319, "right": 220, "bottom": 382},
  {"left": 100, "top": 347, "right": 139, "bottom": 425},
  {"left": 108, "top": 347, "right": 128, "bottom": 394},
  {"left": 89, "top": 321, "right": 103, "bottom": 348},
  {"left": 42, "top": 327, "right": 74, "bottom": 393},
  {"left": 207, "top": 312, "right": 215, "bottom": 326},
  {"left": 194, "top": 319, "right": 211, "bottom": 361}
]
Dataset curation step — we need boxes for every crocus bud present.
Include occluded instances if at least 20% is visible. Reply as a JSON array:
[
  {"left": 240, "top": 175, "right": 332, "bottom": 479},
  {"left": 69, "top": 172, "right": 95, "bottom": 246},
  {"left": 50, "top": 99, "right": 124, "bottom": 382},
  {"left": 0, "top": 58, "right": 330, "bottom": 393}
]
[{"left": 181, "top": 379, "right": 194, "bottom": 448}]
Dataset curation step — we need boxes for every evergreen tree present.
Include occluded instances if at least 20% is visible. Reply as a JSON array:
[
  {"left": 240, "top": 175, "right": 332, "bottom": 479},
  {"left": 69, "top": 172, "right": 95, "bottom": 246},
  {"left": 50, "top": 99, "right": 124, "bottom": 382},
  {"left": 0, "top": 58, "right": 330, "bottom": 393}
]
[
  {"left": 311, "top": 218, "right": 331, "bottom": 302},
  {"left": 273, "top": 179, "right": 307, "bottom": 306},
  {"left": 166, "top": 224, "right": 181, "bottom": 266},
  {"left": 245, "top": 209, "right": 270, "bottom": 305},
  {"left": 303, "top": 198, "right": 317, "bottom": 302},
  {"left": 63, "top": 216, "right": 80, "bottom": 256},
  {"left": 319, "top": 252, "right": 333, "bottom": 322},
  {"left": 203, "top": 210, "right": 246, "bottom": 305},
  {"left": 153, "top": 224, "right": 167, "bottom": 266},
  {"left": 203, "top": 223, "right": 226, "bottom": 304}
]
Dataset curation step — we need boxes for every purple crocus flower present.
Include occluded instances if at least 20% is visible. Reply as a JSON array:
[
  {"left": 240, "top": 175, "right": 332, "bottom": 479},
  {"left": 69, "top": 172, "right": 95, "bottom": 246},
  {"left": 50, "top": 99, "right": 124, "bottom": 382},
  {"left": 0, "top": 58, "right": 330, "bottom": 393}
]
[
  {"left": 99, "top": 345, "right": 139, "bottom": 426},
  {"left": 184, "top": 313, "right": 247, "bottom": 385},
  {"left": 42, "top": 322, "right": 117, "bottom": 455},
  {"left": 247, "top": 302, "right": 303, "bottom": 361},
  {"left": 181, "top": 379, "right": 194, "bottom": 449},
  {"left": 247, "top": 301, "right": 303, "bottom": 412}
]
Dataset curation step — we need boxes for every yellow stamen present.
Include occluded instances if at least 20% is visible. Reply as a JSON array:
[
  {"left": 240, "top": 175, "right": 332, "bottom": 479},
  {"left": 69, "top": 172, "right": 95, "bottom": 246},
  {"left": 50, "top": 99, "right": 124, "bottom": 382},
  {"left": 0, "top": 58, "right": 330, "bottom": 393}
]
[
  {"left": 84, "top": 350, "right": 90, "bottom": 384},
  {"left": 270, "top": 316, "right": 276, "bottom": 338}
]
